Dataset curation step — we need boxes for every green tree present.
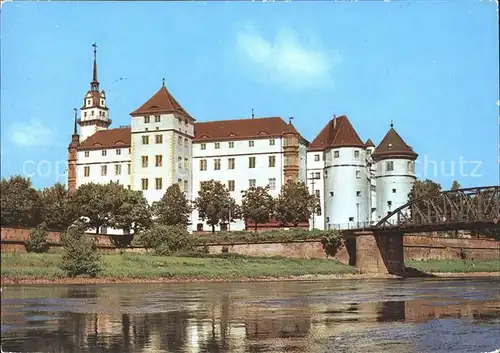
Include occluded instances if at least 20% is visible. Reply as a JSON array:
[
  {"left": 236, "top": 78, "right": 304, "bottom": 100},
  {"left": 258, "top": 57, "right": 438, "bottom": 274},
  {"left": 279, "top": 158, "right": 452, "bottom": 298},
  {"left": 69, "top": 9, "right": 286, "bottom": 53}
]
[
  {"left": 275, "top": 181, "right": 317, "bottom": 227},
  {"left": 194, "top": 180, "right": 239, "bottom": 233},
  {"left": 450, "top": 180, "right": 461, "bottom": 190},
  {"left": 137, "top": 224, "right": 195, "bottom": 255},
  {"left": 25, "top": 222, "right": 50, "bottom": 253},
  {"left": 110, "top": 188, "right": 152, "bottom": 235},
  {"left": 152, "top": 184, "right": 191, "bottom": 226},
  {"left": 241, "top": 186, "right": 274, "bottom": 231},
  {"left": 409, "top": 179, "right": 442, "bottom": 200},
  {"left": 60, "top": 221, "right": 101, "bottom": 277},
  {"left": 39, "top": 182, "right": 77, "bottom": 230},
  {"left": 72, "top": 182, "right": 124, "bottom": 234},
  {"left": 0, "top": 175, "right": 41, "bottom": 227}
]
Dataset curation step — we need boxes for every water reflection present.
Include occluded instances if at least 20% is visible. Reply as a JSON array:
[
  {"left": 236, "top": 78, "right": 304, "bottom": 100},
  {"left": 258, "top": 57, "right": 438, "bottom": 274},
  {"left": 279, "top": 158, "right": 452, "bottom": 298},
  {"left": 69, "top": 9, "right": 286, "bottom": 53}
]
[{"left": 1, "top": 279, "right": 500, "bottom": 353}]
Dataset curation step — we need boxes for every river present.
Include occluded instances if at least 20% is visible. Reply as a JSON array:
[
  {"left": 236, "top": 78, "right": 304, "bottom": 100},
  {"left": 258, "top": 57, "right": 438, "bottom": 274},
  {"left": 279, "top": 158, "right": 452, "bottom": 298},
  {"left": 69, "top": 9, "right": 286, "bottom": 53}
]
[{"left": 1, "top": 278, "right": 499, "bottom": 353}]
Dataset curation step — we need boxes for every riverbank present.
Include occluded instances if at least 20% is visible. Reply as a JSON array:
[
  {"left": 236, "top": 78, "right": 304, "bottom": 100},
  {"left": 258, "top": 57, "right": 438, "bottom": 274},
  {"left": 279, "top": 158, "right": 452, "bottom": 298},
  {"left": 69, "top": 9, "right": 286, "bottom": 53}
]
[{"left": 1, "top": 253, "right": 498, "bottom": 285}]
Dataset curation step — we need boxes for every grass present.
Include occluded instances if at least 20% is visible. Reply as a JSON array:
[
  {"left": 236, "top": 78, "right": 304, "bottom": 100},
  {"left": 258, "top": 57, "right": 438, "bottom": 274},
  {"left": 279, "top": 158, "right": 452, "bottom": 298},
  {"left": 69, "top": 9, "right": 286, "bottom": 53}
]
[
  {"left": 407, "top": 259, "right": 500, "bottom": 273},
  {"left": 0, "top": 252, "right": 356, "bottom": 281}
]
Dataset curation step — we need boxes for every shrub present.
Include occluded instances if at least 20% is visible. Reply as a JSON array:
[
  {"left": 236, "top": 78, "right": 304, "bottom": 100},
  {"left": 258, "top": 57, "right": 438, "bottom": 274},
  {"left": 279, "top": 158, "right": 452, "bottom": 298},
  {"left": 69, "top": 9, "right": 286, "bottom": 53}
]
[
  {"left": 25, "top": 223, "right": 49, "bottom": 253},
  {"left": 320, "top": 230, "right": 344, "bottom": 257},
  {"left": 138, "top": 224, "right": 196, "bottom": 256},
  {"left": 60, "top": 222, "right": 101, "bottom": 277}
]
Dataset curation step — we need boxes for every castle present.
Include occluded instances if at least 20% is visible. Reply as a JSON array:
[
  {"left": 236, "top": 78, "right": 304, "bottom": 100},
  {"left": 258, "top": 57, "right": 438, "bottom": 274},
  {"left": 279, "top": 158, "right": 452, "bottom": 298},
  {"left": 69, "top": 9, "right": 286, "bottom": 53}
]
[{"left": 67, "top": 46, "right": 418, "bottom": 233}]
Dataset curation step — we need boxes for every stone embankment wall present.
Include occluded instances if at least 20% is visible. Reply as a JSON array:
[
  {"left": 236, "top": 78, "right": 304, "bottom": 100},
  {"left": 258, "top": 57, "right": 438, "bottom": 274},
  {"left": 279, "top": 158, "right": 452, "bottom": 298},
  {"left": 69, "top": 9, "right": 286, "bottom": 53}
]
[{"left": 1, "top": 227, "right": 498, "bottom": 262}]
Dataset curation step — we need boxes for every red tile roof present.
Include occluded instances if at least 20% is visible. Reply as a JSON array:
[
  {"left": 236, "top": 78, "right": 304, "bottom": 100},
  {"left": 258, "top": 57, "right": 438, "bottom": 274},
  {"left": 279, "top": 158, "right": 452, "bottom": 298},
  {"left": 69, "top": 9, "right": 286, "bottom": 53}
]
[
  {"left": 308, "top": 115, "right": 365, "bottom": 151},
  {"left": 78, "top": 127, "right": 131, "bottom": 151},
  {"left": 194, "top": 117, "right": 306, "bottom": 143},
  {"left": 365, "top": 138, "right": 375, "bottom": 148},
  {"left": 130, "top": 85, "right": 194, "bottom": 120},
  {"left": 372, "top": 127, "right": 418, "bottom": 161}
]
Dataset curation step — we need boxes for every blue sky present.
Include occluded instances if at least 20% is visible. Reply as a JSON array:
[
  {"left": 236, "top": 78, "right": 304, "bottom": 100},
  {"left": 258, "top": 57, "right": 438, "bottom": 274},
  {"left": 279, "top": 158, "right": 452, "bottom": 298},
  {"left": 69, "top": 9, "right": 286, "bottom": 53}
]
[{"left": 1, "top": 1, "right": 498, "bottom": 189}]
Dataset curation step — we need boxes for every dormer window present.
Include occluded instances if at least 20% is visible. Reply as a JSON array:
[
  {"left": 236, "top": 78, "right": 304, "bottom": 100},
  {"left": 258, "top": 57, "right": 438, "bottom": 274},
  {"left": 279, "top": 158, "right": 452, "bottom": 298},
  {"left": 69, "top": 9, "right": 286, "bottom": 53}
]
[{"left": 87, "top": 100, "right": 91, "bottom": 105}]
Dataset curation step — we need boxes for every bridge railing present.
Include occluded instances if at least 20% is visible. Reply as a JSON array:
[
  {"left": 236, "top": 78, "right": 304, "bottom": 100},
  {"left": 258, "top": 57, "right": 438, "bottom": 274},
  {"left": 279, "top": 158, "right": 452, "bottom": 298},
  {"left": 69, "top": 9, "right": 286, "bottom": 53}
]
[{"left": 327, "top": 221, "right": 375, "bottom": 230}]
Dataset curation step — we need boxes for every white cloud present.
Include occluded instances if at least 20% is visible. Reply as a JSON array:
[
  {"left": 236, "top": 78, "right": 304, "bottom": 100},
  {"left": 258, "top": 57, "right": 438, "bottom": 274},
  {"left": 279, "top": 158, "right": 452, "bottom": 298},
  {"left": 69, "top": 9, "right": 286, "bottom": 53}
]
[
  {"left": 235, "top": 26, "right": 341, "bottom": 89},
  {"left": 9, "top": 119, "right": 55, "bottom": 147}
]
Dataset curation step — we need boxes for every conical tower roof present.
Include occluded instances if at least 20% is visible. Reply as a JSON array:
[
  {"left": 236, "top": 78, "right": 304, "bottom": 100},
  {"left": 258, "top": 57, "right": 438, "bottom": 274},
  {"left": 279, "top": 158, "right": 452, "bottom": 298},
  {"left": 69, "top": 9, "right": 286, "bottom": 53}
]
[
  {"left": 308, "top": 115, "right": 365, "bottom": 151},
  {"left": 372, "top": 126, "right": 417, "bottom": 161},
  {"left": 365, "top": 138, "right": 375, "bottom": 148}
]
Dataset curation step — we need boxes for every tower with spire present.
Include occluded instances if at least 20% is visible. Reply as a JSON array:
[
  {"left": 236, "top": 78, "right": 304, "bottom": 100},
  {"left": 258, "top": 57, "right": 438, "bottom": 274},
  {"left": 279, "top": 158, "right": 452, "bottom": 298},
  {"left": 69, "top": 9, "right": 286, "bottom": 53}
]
[
  {"left": 372, "top": 121, "right": 418, "bottom": 223},
  {"left": 67, "top": 108, "right": 80, "bottom": 194},
  {"left": 79, "top": 43, "right": 111, "bottom": 142}
]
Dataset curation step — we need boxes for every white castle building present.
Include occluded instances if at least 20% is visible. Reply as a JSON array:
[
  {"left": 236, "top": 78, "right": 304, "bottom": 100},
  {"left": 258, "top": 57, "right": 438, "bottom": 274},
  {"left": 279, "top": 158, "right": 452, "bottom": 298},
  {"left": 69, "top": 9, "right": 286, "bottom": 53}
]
[{"left": 67, "top": 46, "right": 418, "bottom": 233}]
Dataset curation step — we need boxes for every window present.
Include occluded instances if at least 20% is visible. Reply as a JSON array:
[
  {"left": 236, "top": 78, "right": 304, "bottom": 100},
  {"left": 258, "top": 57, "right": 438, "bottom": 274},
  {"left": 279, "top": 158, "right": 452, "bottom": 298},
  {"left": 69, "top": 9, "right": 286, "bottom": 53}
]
[
  {"left": 269, "top": 156, "right": 276, "bottom": 167},
  {"left": 324, "top": 170, "right": 328, "bottom": 178},
  {"left": 141, "top": 156, "right": 148, "bottom": 168},
  {"left": 354, "top": 150, "right": 360, "bottom": 158},
  {"left": 249, "top": 179, "right": 256, "bottom": 188},
  {"left": 228, "top": 180, "right": 235, "bottom": 192},
  {"left": 269, "top": 139, "right": 275, "bottom": 146},
  {"left": 214, "top": 159, "right": 221, "bottom": 170},
  {"left": 349, "top": 217, "right": 355, "bottom": 222},
  {"left": 392, "top": 188, "right": 397, "bottom": 193},
  {"left": 177, "top": 157, "right": 182, "bottom": 169},
  {"left": 249, "top": 140, "right": 254, "bottom": 147},
  {"left": 155, "top": 134, "right": 163, "bottom": 144},
  {"left": 116, "top": 149, "right": 121, "bottom": 155},
  {"left": 200, "top": 159, "right": 207, "bottom": 171},
  {"left": 316, "top": 207, "right": 322, "bottom": 216},
  {"left": 371, "top": 185, "right": 376, "bottom": 191},
  {"left": 102, "top": 150, "right": 107, "bottom": 156},
  {"left": 101, "top": 165, "right": 107, "bottom": 176},
  {"left": 115, "top": 164, "right": 121, "bottom": 175},
  {"left": 408, "top": 161, "right": 414, "bottom": 173},
  {"left": 144, "top": 116, "right": 150, "bottom": 123},
  {"left": 334, "top": 151, "right": 339, "bottom": 158},
  {"left": 142, "top": 135, "right": 149, "bottom": 145},
  {"left": 128, "top": 148, "right": 131, "bottom": 154},
  {"left": 315, "top": 172, "right": 321, "bottom": 179},
  {"left": 330, "top": 191, "right": 335, "bottom": 197},
  {"left": 87, "top": 100, "right": 91, "bottom": 105},
  {"left": 184, "top": 138, "right": 188, "bottom": 147},
  {"left": 84, "top": 112, "right": 87, "bottom": 117},
  {"left": 156, "top": 155, "right": 163, "bottom": 167},
  {"left": 387, "top": 201, "right": 392, "bottom": 208},
  {"left": 178, "top": 136, "right": 182, "bottom": 145},
  {"left": 84, "top": 166, "right": 90, "bottom": 177},
  {"left": 84, "top": 151, "right": 89, "bottom": 157},
  {"left": 154, "top": 115, "right": 161, "bottom": 122},
  {"left": 184, "top": 158, "right": 189, "bottom": 169},
  {"left": 127, "top": 185, "right": 131, "bottom": 190},
  {"left": 127, "top": 163, "right": 131, "bottom": 175},
  {"left": 201, "top": 143, "right": 206, "bottom": 150},
  {"left": 184, "top": 180, "right": 188, "bottom": 192},
  {"left": 386, "top": 161, "right": 394, "bottom": 172},
  {"left": 178, "top": 179, "right": 182, "bottom": 190},
  {"left": 155, "top": 178, "right": 162, "bottom": 190},
  {"left": 314, "top": 154, "right": 320, "bottom": 161},
  {"left": 229, "top": 141, "right": 234, "bottom": 148},
  {"left": 356, "top": 191, "right": 361, "bottom": 197},
  {"left": 141, "top": 178, "right": 148, "bottom": 190},
  {"left": 268, "top": 178, "right": 276, "bottom": 190},
  {"left": 228, "top": 158, "right": 235, "bottom": 170},
  {"left": 215, "top": 142, "right": 220, "bottom": 149},
  {"left": 356, "top": 170, "right": 361, "bottom": 179},
  {"left": 249, "top": 157, "right": 256, "bottom": 168},
  {"left": 315, "top": 190, "right": 320, "bottom": 198},
  {"left": 91, "top": 111, "right": 94, "bottom": 116}
]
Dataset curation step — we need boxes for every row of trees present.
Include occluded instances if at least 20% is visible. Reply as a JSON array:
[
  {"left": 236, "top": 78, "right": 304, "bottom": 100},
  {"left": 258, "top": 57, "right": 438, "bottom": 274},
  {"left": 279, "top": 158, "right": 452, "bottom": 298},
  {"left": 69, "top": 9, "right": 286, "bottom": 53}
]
[{"left": 0, "top": 176, "right": 318, "bottom": 234}]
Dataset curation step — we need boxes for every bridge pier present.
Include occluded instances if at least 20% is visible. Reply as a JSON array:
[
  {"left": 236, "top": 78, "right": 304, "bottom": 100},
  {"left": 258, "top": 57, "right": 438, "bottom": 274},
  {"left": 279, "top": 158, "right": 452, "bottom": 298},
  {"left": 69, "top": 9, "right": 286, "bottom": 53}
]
[{"left": 354, "top": 230, "right": 405, "bottom": 275}]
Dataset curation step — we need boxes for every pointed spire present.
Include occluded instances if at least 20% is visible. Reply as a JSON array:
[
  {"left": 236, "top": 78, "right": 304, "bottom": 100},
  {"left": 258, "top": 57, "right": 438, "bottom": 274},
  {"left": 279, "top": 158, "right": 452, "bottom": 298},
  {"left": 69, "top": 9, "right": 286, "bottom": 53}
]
[
  {"left": 162, "top": 78, "right": 165, "bottom": 87},
  {"left": 73, "top": 108, "right": 78, "bottom": 135},
  {"left": 288, "top": 116, "right": 294, "bottom": 124},
  {"left": 91, "top": 43, "right": 99, "bottom": 91},
  {"left": 390, "top": 120, "right": 394, "bottom": 128},
  {"left": 251, "top": 108, "right": 255, "bottom": 119}
]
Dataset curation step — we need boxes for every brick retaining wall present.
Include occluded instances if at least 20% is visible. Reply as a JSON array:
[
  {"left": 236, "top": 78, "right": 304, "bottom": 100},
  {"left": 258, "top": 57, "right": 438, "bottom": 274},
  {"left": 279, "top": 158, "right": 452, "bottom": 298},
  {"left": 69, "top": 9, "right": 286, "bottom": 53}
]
[{"left": 1, "top": 227, "right": 498, "bottom": 262}]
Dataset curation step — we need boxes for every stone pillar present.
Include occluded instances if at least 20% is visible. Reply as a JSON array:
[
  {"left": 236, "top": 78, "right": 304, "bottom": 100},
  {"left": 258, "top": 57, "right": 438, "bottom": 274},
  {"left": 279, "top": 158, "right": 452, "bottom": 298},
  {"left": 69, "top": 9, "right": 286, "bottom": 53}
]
[{"left": 354, "top": 230, "right": 405, "bottom": 275}]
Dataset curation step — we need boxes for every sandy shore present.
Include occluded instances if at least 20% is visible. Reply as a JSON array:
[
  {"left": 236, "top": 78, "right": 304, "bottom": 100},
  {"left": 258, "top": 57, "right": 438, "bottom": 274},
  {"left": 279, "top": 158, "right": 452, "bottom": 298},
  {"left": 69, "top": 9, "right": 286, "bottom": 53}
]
[{"left": 1, "top": 272, "right": 498, "bottom": 285}]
